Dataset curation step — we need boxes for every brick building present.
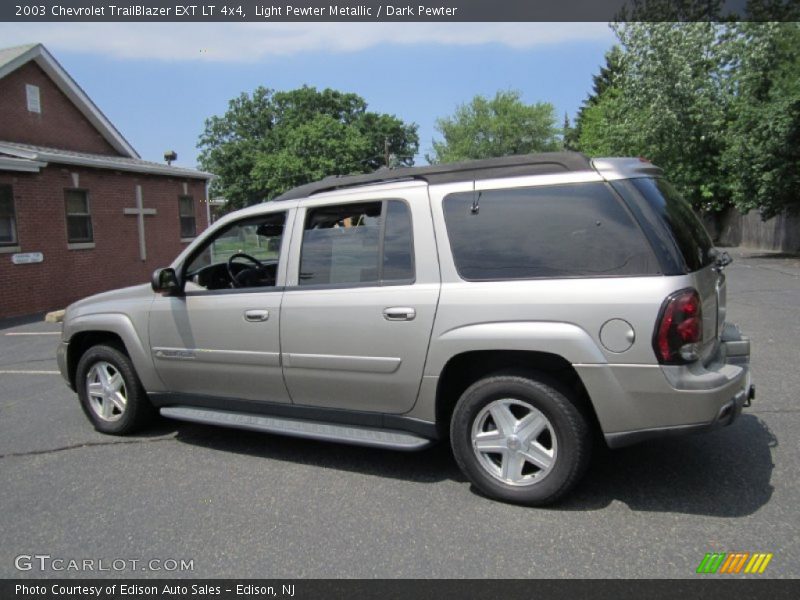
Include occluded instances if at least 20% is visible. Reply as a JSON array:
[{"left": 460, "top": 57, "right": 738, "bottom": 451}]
[{"left": 0, "top": 43, "right": 212, "bottom": 320}]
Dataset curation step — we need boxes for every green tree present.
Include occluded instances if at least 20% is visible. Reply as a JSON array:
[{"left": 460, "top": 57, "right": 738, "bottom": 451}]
[
  {"left": 575, "top": 1, "right": 800, "bottom": 218},
  {"left": 562, "top": 113, "right": 577, "bottom": 151},
  {"left": 198, "top": 86, "right": 418, "bottom": 210},
  {"left": 570, "top": 45, "right": 624, "bottom": 151},
  {"left": 575, "top": 87, "right": 629, "bottom": 157},
  {"left": 722, "top": 22, "right": 800, "bottom": 218},
  {"left": 577, "top": 22, "right": 730, "bottom": 210},
  {"left": 427, "top": 91, "right": 559, "bottom": 164}
]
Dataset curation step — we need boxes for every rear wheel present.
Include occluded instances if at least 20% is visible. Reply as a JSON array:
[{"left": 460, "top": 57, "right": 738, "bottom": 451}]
[
  {"left": 76, "top": 344, "right": 155, "bottom": 435},
  {"left": 450, "top": 372, "right": 590, "bottom": 505}
]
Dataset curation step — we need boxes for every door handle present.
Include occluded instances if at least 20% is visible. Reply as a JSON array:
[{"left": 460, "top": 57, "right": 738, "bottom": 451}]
[
  {"left": 383, "top": 307, "right": 416, "bottom": 321},
  {"left": 244, "top": 309, "right": 269, "bottom": 322}
]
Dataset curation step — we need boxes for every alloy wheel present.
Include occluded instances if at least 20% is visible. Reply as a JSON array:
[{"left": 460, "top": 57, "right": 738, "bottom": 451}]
[
  {"left": 85, "top": 361, "right": 127, "bottom": 422},
  {"left": 471, "top": 398, "right": 558, "bottom": 486}
]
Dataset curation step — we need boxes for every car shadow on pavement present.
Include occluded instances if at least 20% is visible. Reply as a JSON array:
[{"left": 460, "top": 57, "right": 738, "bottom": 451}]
[
  {"left": 559, "top": 414, "right": 776, "bottom": 516},
  {"left": 0, "top": 312, "right": 48, "bottom": 331},
  {"left": 741, "top": 252, "right": 799, "bottom": 260},
  {"left": 171, "top": 413, "right": 776, "bottom": 516}
]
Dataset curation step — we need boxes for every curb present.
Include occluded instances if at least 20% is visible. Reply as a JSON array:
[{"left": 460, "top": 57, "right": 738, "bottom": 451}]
[{"left": 45, "top": 310, "right": 65, "bottom": 323}]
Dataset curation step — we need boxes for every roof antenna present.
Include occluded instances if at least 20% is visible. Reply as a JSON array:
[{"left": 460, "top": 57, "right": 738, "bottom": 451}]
[{"left": 470, "top": 190, "right": 481, "bottom": 215}]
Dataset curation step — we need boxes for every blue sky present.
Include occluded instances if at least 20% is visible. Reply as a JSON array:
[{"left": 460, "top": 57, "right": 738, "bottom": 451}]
[{"left": 0, "top": 23, "right": 615, "bottom": 169}]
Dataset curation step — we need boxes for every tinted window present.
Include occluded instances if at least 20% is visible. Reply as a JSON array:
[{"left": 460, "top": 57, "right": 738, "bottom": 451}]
[
  {"left": 443, "top": 182, "right": 659, "bottom": 280},
  {"left": 627, "top": 178, "right": 714, "bottom": 272},
  {"left": 300, "top": 200, "right": 414, "bottom": 286},
  {"left": 382, "top": 200, "right": 414, "bottom": 280}
]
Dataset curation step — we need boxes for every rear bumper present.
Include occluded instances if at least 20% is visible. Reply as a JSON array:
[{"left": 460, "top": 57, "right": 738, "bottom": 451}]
[
  {"left": 576, "top": 323, "right": 752, "bottom": 448},
  {"left": 604, "top": 380, "right": 753, "bottom": 448}
]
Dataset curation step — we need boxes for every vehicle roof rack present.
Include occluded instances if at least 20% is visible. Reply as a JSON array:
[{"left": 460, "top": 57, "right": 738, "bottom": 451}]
[{"left": 274, "top": 152, "right": 593, "bottom": 201}]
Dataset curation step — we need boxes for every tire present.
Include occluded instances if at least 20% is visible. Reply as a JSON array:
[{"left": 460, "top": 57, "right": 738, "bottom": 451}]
[
  {"left": 450, "top": 372, "right": 591, "bottom": 506},
  {"left": 75, "top": 344, "right": 155, "bottom": 435}
]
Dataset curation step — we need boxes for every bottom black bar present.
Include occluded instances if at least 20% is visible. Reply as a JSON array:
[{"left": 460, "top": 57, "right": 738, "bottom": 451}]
[{"left": 1, "top": 579, "right": 796, "bottom": 600}]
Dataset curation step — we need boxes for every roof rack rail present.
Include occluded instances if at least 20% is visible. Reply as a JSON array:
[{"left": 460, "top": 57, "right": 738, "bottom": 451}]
[{"left": 274, "top": 152, "right": 592, "bottom": 201}]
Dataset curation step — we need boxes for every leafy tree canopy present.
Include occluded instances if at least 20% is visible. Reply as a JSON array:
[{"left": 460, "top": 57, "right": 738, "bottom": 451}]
[
  {"left": 721, "top": 21, "right": 800, "bottom": 218},
  {"left": 427, "top": 91, "right": 560, "bottom": 164},
  {"left": 566, "top": 45, "right": 624, "bottom": 151},
  {"left": 198, "top": 86, "right": 419, "bottom": 210},
  {"left": 574, "top": 13, "right": 800, "bottom": 218}
]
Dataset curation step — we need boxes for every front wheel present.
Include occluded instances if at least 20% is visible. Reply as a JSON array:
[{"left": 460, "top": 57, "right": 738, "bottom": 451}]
[
  {"left": 76, "top": 344, "right": 155, "bottom": 435},
  {"left": 450, "top": 372, "right": 591, "bottom": 505}
]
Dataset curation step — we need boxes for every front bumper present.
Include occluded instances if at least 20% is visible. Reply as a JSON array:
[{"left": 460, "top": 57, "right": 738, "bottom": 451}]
[
  {"left": 56, "top": 341, "right": 73, "bottom": 390},
  {"left": 576, "top": 323, "right": 753, "bottom": 448}
]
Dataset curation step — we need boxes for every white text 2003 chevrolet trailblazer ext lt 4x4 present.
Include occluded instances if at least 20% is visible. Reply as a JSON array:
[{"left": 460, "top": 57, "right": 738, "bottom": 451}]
[{"left": 57, "top": 153, "right": 754, "bottom": 505}]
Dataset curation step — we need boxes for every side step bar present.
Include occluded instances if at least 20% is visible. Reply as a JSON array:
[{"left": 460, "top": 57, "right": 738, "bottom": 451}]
[{"left": 160, "top": 406, "right": 433, "bottom": 451}]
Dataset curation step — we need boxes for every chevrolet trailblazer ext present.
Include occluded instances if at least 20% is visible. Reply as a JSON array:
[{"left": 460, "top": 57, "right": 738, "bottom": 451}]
[{"left": 57, "top": 153, "right": 753, "bottom": 505}]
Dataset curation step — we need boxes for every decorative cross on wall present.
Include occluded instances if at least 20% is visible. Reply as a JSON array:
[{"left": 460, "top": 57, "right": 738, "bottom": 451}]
[{"left": 123, "top": 185, "right": 157, "bottom": 261}]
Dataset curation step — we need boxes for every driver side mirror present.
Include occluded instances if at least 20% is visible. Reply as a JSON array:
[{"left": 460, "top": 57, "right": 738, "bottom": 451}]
[{"left": 151, "top": 267, "right": 181, "bottom": 295}]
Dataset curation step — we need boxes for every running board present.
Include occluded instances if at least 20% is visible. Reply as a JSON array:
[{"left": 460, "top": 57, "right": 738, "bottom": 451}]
[{"left": 160, "top": 406, "right": 433, "bottom": 451}]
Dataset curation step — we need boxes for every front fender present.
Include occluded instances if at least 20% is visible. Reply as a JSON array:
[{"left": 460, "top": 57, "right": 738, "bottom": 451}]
[{"left": 63, "top": 313, "right": 165, "bottom": 392}]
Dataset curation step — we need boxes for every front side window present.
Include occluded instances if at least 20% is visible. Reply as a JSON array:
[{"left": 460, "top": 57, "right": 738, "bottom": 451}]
[
  {"left": 299, "top": 200, "right": 414, "bottom": 287},
  {"left": 65, "top": 190, "right": 93, "bottom": 243},
  {"left": 442, "top": 182, "right": 660, "bottom": 280},
  {"left": 0, "top": 185, "right": 18, "bottom": 246},
  {"left": 179, "top": 196, "right": 196, "bottom": 238},
  {"left": 185, "top": 212, "right": 285, "bottom": 291}
]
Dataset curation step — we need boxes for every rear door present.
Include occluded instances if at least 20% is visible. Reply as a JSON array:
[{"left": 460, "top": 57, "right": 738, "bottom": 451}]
[{"left": 280, "top": 184, "right": 440, "bottom": 414}]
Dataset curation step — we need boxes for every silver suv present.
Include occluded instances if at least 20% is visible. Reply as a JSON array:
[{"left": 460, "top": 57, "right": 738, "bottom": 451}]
[{"left": 57, "top": 153, "right": 753, "bottom": 505}]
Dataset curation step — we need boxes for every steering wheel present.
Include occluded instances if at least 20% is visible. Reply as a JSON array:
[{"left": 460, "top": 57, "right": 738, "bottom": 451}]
[{"left": 227, "top": 252, "right": 265, "bottom": 288}]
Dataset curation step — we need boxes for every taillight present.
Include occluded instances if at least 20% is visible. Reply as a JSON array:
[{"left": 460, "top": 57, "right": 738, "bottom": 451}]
[{"left": 653, "top": 288, "right": 703, "bottom": 364}]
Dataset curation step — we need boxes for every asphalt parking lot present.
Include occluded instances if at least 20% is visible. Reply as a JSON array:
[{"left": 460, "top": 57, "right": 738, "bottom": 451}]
[{"left": 1, "top": 250, "right": 798, "bottom": 579}]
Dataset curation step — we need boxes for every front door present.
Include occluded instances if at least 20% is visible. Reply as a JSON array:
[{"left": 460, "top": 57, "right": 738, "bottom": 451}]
[
  {"left": 149, "top": 210, "right": 291, "bottom": 404},
  {"left": 280, "top": 192, "right": 440, "bottom": 414}
]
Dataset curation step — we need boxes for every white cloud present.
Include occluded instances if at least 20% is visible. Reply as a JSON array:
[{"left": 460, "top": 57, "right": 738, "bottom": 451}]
[{"left": 0, "top": 22, "right": 612, "bottom": 62}]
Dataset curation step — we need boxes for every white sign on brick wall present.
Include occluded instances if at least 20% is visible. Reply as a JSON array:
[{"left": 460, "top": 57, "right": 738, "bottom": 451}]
[{"left": 11, "top": 252, "right": 44, "bottom": 265}]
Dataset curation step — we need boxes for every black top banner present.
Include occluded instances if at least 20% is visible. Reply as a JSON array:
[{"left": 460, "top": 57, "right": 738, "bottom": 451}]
[{"left": 3, "top": 0, "right": 800, "bottom": 22}]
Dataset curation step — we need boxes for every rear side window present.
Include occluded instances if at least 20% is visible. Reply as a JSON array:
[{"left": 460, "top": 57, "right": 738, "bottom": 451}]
[
  {"left": 299, "top": 200, "right": 414, "bottom": 286},
  {"left": 622, "top": 178, "right": 714, "bottom": 273},
  {"left": 442, "top": 182, "right": 660, "bottom": 281}
]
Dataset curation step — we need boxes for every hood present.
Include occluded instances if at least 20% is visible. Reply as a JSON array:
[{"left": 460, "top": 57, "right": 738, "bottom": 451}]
[{"left": 66, "top": 284, "right": 155, "bottom": 320}]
